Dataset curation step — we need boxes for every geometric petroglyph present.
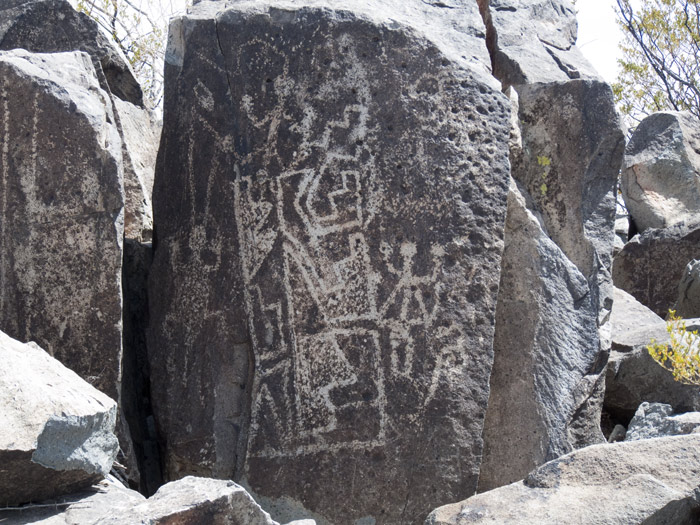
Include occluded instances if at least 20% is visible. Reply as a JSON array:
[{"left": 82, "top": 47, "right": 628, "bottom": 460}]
[{"left": 236, "top": 152, "right": 462, "bottom": 457}]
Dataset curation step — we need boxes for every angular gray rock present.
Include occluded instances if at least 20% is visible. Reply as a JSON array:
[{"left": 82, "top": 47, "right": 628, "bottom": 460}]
[
  {"left": 427, "top": 435, "right": 700, "bottom": 525},
  {"left": 0, "top": 0, "right": 142, "bottom": 105},
  {"left": 0, "top": 330, "right": 118, "bottom": 506},
  {"left": 477, "top": 0, "right": 624, "bottom": 491},
  {"left": 611, "top": 286, "right": 666, "bottom": 351},
  {"left": 626, "top": 402, "right": 700, "bottom": 441},
  {"left": 0, "top": 476, "right": 278, "bottom": 524},
  {"left": 113, "top": 98, "right": 159, "bottom": 241},
  {"left": 605, "top": 301, "right": 700, "bottom": 420},
  {"left": 621, "top": 111, "right": 700, "bottom": 232},
  {"left": 477, "top": 0, "right": 599, "bottom": 86},
  {"left": 614, "top": 216, "right": 629, "bottom": 256},
  {"left": 148, "top": 1, "right": 511, "bottom": 523},
  {"left": 0, "top": 49, "right": 124, "bottom": 400},
  {"left": 675, "top": 259, "right": 700, "bottom": 318},
  {"left": 478, "top": 180, "right": 602, "bottom": 492},
  {"left": 613, "top": 219, "right": 700, "bottom": 318}
]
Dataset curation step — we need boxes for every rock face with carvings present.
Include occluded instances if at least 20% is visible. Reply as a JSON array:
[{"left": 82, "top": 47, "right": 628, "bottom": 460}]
[
  {"left": 621, "top": 111, "right": 700, "bottom": 233},
  {"left": 148, "top": 1, "right": 511, "bottom": 523},
  {"left": 477, "top": 0, "right": 624, "bottom": 491},
  {"left": 0, "top": 0, "right": 159, "bottom": 241},
  {"left": 0, "top": 49, "right": 124, "bottom": 400},
  {"left": 0, "top": 330, "right": 118, "bottom": 506}
]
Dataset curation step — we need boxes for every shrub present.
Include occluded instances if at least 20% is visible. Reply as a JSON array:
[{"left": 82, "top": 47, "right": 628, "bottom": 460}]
[{"left": 648, "top": 310, "right": 700, "bottom": 385}]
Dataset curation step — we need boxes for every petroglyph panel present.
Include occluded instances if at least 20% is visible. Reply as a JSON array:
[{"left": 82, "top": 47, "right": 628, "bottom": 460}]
[
  {"left": 0, "top": 50, "right": 123, "bottom": 399},
  {"left": 149, "top": 3, "right": 511, "bottom": 524}
]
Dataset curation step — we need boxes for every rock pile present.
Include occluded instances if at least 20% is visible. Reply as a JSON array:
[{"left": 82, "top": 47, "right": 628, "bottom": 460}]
[{"left": 3, "top": 0, "right": 700, "bottom": 523}]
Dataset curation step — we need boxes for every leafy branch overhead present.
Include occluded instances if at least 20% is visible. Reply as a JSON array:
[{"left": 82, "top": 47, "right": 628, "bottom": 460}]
[{"left": 614, "top": 0, "right": 700, "bottom": 123}]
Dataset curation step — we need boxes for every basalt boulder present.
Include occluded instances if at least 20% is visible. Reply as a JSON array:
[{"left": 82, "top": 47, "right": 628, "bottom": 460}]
[
  {"left": 613, "top": 220, "right": 700, "bottom": 318},
  {"left": 428, "top": 435, "right": 700, "bottom": 525},
  {"left": 0, "top": 0, "right": 159, "bottom": 241},
  {"left": 148, "top": 1, "right": 511, "bottom": 523},
  {"left": 621, "top": 111, "right": 700, "bottom": 233},
  {"left": 0, "top": 0, "right": 142, "bottom": 105},
  {"left": 675, "top": 259, "right": 700, "bottom": 318},
  {"left": 0, "top": 330, "right": 118, "bottom": 506},
  {"left": 477, "top": 0, "right": 624, "bottom": 490},
  {"left": 478, "top": 180, "right": 603, "bottom": 492},
  {"left": 0, "top": 476, "right": 279, "bottom": 524},
  {"left": 0, "top": 49, "right": 124, "bottom": 400},
  {"left": 605, "top": 289, "right": 700, "bottom": 421}
]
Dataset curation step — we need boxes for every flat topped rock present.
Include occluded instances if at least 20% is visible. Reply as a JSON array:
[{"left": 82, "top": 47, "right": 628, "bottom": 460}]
[
  {"left": 428, "top": 434, "right": 700, "bottom": 524},
  {"left": 611, "top": 287, "right": 666, "bottom": 351},
  {"left": 149, "top": 1, "right": 511, "bottom": 523},
  {"left": 0, "top": 330, "right": 118, "bottom": 506},
  {"left": 191, "top": 0, "right": 495, "bottom": 82}
]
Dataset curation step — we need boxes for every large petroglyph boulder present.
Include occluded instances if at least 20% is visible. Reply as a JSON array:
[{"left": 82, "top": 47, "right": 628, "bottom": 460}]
[
  {"left": 0, "top": 330, "right": 118, "bottom": 506},
  {"left": 622, "top": 111, "right": 700, "bottom": 233},
  {"left": 613, "top": 220, "right": 700, "bottom": 317},
  {"left": 0, "top": 49, "right": 124, "bottom": 400},
  {"left": 148, "top": 1, "right": 511, "bottom": 523},
  {"left": 427, "top": 435, "right": 700, "bottom": 525},
  {"left": 477, "top": 0, "right": 624, "bottom": 490},
  {"left": 478, "top": 180, "right": 603, "bottom": 492}
]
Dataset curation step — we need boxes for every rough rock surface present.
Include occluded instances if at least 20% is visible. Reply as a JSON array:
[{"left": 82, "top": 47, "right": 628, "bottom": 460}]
[
  {"left": 477, "top": 0, "right": 624, "bottom": 491},
  {"left": 149, "top": 1, "right": 511, "bottom": 523},
  {"left": 621, "top": 111, "right": 700, "bottom": 232},
  {"left": 0, "top": 0, "right": 142, "bottom": 105},
  {"left": 611, "top": 286, "right": 666, "bottom": 351},
  {"left": 0, "top": 49, "right": 124, "bottom": 400},
  {"left": 113, "top": 98, "right": 159, "bottom": 241},
  {"left": 0, "top": 330, "right": 118, "bottom": 506},
  {"left": 626, "top": 402, "right": 700, "bottom": 441},
  {"left": 605, "top": 299, "right": 700, "bottom": 420},
  {"left": 0, "top": 0, "right": 158, "bottom": 241},
  {"left": 676, "top": 259, "right": 700, "bottom": 318},
  {"left": 478, "top": 180, "right": 601, "bottom": 492},
  {"left": 427, "top": 435, "right": 700, "bottom": 524},
  {"left": 613, "top": 220, "right": 700, "bottom": 317},
  {"left": 477, "top": 0, "right": 599, "bottom": 86},
  {"left": 0, "top": 476, "right": 278, "bottom": 524}
]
